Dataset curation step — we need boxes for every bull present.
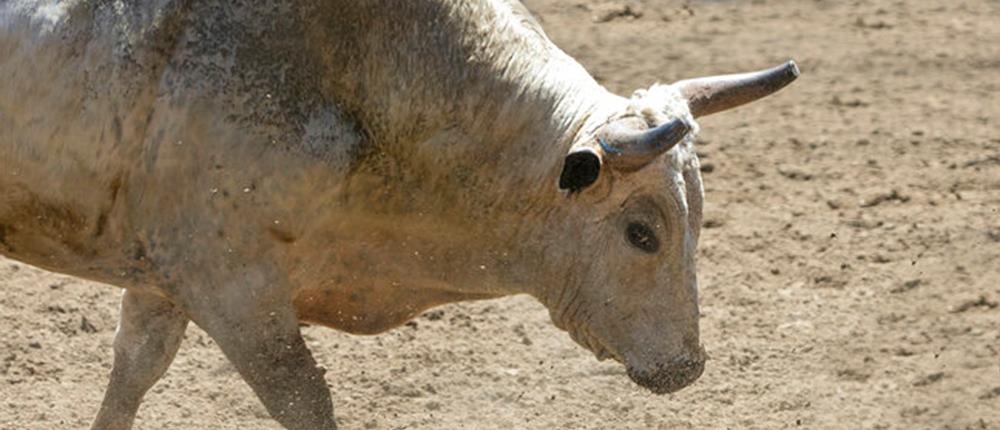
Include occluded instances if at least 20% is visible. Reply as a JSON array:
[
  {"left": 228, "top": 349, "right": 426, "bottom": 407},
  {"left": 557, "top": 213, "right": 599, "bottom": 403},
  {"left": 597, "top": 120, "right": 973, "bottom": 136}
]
[{"left": 0, "top": 0, "right": 798, "bottom": 428}]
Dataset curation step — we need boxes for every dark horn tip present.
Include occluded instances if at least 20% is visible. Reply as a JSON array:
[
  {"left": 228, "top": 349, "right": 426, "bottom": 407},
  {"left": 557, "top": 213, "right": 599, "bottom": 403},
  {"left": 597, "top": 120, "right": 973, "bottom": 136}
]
[{"left": 760, "top": 60, "right": 801, "bottom": 93}]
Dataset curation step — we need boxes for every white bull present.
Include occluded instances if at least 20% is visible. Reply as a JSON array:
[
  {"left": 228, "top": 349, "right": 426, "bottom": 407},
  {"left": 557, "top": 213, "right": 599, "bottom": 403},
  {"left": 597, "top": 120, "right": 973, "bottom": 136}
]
[{"left": 0, "top": 0, "right": 798, "bottom": 428}]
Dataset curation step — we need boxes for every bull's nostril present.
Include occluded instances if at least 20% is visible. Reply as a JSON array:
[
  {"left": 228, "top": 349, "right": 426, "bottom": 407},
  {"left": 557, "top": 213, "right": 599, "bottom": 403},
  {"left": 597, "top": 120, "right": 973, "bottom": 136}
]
[{"left": 674, "top": 355, "right": 706, "bottom": 372}]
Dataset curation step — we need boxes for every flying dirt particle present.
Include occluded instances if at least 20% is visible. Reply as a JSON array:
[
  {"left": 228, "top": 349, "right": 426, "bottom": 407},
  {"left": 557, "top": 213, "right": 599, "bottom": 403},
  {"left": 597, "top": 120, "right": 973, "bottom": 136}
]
[
  {"left": 891, "top": 347, "right": 914, "bottom": 357},
  {"left": 890, "top": 279, "right": 922, "bottom": 293},
  {"left": 950, "top": 296, "right": 999, "bottom": 313},
  {"left": 813, "top": 275, "right": 846, "bottom": 288},
  {"left": 871, "top": 254, "right": 891, "bottom": 264},
  {"left": 778, "top": 167, "right": 814, "bottom": 181},
  {"left": 80, "top": 316, "right": 98, "bottom": 334},
  {"left": 900, "top": 406, "right": 930, "bottom": 418},
  {"left": 592, "top": 3, "right": 643, "bottom": 23},
  {"left": 830, "top": 95, "right": 869, "bottom": 108},
  {"left": 912, "top": 372, "right": 946, "bottom": 387},
  {"left": 963, "top": 155, "right": 1000, "bottom": 168},
  {"left": 854, "top": 17, "right": 894, "bottom": 30},
  {"left": 422, "top": 310, "right": 444, "bottom": 321},
  {"left": 980, "top": 387, "right": 1000, "bottom": 400},
  {"left": 987, "top": 229, "right": 1000, "bottom": 243},
  {"left": 703, "top": 219, "right": 724, "bottom": 229},
  {"left": 835, "top": 368, "right": 870, "bottom": 382},
  {"left": 860, "top": 189, "right": 910, "bottom": 208}
]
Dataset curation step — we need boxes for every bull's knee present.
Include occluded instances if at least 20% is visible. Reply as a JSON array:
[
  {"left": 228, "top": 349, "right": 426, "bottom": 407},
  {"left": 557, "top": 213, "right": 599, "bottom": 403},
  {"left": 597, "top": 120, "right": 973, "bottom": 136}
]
[
  {"left": 198, "top": 313, "right": 336, "bottom": 429},
  {"left": 182, "top": 266, "right": 336, "bottom": 430},
  {"left": 92, "top": 290, "right": 188, "bottom": 430}
]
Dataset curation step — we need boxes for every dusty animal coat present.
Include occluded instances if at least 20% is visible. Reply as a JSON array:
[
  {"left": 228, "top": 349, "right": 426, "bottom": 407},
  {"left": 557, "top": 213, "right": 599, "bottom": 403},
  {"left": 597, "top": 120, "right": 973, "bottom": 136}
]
[{"left": 0, "top": 0, "right": 798, "bottom": 428}]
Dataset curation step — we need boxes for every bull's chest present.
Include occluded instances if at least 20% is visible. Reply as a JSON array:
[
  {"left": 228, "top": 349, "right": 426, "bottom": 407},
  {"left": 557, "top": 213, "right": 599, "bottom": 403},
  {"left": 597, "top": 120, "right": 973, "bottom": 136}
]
[
  {"left": 291, "top": 281, "right": 493, "bottom": 335},
  {"left": 280, "top": 213, "right": 507, "bottom": 335}
]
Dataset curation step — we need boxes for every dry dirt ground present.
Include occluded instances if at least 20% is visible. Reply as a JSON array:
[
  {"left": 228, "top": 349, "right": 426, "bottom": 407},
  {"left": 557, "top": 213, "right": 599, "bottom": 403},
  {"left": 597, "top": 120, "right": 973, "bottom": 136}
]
[{"left": 2, "top": 0, "right": 999, "bottom": 429}]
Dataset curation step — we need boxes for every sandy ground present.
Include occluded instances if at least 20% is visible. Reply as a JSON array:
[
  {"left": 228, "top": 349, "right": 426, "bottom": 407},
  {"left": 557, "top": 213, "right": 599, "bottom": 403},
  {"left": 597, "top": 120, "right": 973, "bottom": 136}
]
[{"left": 2, "top": 0, "right": 999, "bottom": 428}]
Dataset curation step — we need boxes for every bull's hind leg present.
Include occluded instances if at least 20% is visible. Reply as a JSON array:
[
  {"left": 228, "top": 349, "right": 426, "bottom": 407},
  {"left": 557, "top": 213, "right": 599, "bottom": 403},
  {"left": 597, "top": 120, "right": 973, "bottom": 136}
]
[
  {"left": 92, "top": 290, "right": 189, "bottom": 430},
  {"left": 181, "top": 265, "right": 337, "bottom": 430}
]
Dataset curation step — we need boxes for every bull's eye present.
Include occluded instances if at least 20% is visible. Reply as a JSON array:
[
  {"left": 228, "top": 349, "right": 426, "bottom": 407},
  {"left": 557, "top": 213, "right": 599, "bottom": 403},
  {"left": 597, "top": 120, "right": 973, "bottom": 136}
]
[{"left": 626, "top": 222, "right": 659, "bottom": 253}]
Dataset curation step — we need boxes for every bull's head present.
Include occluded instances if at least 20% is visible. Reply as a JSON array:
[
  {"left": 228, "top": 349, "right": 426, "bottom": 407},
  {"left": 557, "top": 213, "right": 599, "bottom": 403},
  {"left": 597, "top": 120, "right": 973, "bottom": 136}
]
[{"left": 547, "top": 62, "right": 799, "bottom": 394}]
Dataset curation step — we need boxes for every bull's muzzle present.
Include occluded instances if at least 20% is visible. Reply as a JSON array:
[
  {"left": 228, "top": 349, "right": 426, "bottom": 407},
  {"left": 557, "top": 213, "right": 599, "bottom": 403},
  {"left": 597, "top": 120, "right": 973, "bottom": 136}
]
[{"left": 626, "top": 349, "right": 706, "bottom": 394}]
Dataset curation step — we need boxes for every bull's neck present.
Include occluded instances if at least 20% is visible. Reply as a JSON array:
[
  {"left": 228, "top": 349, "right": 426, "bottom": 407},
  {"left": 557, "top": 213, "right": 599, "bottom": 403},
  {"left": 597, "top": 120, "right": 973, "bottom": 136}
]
[
  {"left": 312, "top": 0, "right": 611, "bottom": 174},
  {"left": 309, "top": 1, "right": 615, "bottom": 296}
]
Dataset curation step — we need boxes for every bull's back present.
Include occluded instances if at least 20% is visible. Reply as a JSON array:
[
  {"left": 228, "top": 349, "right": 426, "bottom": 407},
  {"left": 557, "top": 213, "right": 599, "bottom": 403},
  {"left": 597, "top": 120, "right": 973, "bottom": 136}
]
[{"left": 0, "top": 1, "right": 369, "bottom": 287}]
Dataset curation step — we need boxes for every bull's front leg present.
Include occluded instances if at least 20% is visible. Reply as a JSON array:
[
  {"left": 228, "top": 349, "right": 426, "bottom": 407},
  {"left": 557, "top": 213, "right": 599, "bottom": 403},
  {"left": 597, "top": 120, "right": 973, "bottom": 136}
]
[
  {"left": 92, "top": 290, "right": 189, "bottom": 430},
  {"left": 177, "top": 263, "right": 337, "bottom": 430}
]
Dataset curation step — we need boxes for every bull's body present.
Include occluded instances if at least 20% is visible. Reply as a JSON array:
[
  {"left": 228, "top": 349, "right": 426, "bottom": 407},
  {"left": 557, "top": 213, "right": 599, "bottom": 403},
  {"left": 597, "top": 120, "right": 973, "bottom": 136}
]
[
  {"left": 1, "top": 1, "right": 798, "bottom": 428},
  {"left": 1, "top": 0, "right": 597, "bottom": 333}
]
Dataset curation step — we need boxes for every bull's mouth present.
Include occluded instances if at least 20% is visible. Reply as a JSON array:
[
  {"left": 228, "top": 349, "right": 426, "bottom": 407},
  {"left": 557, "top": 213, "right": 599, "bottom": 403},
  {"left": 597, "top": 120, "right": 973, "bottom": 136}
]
[
  {"left": 567, "top": 324, "right": 622, "bottom": 363},
  {"left": 566, "top": 324, "right": 706, "bottom": 394}
]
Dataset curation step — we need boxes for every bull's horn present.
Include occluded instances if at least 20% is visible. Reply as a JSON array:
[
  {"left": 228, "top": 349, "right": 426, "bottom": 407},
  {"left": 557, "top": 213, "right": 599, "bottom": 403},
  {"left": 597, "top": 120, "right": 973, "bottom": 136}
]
[
  {"left": 599, "top": 117, "right": 692, "bottom": 171},
  {"left": 676, "top": 60, "right": 800, "bottom": 118}
]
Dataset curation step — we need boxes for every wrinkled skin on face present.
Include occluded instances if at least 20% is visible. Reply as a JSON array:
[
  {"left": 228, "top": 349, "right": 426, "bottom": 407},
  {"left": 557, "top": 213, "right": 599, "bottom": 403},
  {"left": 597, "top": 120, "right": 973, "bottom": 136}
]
[{"left": 539, "top": 88, "right": 707, "bottom": 394}]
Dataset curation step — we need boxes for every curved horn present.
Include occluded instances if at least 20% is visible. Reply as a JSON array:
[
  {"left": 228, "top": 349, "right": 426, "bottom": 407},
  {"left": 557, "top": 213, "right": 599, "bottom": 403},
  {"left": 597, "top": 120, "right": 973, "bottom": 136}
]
[
  {"left": 676, "top": 60, "right": 800, "bottom": 118},
  {"left": 599, "top": 117, "right": 692, "bottom": 171}
]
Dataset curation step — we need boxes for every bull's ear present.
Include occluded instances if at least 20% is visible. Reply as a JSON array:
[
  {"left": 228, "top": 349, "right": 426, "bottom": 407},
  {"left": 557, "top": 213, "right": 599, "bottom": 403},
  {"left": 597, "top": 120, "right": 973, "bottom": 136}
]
[{"left": 558, "top": 148, "right": 602, "bottom": 193}]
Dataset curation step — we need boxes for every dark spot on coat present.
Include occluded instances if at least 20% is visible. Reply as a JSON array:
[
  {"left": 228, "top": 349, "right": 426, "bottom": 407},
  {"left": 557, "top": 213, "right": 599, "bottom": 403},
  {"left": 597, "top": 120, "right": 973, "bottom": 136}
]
[
  {"left": 10, "top": 196, "right": 91, "bottom": 256},
  {"left": 108, "top": 175, "right": 122, "bottom": 203},
  {"left": 132, "top": 242, "right": 147, "bottom": 261},
  {"left": 94, "top": 213, "right": 108, "bottom": 237},
  {"left": 111, "top": 117, "right": 123, "bottom": 145},
  {"left": 94, "top": 175, "right": 123, "bottom": 238},
  {"left": 0, "top": 224, "right": 11, "bottom": 250}
]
